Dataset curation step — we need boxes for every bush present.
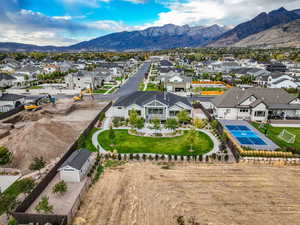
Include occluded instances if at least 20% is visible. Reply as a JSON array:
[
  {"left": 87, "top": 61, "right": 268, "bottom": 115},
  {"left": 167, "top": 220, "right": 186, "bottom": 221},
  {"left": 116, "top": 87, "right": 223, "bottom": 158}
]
[
  {"left": 0, "top": 146, "right": 11, "bottom": 165},
  {"left": 52, "top": 180, "right": 67, "bottom": 195},
  {"left": 35, "top": 196, "right": 53, "bottom": 214}
]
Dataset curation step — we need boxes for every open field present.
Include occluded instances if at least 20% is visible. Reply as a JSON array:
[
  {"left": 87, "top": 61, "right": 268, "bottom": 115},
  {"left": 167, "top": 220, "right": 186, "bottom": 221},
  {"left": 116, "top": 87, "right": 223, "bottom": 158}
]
[
  {"left": 252, "top": 122, "right": 300, "bottom": 153},
  {"left": 73, "top": 162, "right": 300, "bottom": 225},
  {"left": 98, "top": 129, "right": 213, "bottom": 155}
]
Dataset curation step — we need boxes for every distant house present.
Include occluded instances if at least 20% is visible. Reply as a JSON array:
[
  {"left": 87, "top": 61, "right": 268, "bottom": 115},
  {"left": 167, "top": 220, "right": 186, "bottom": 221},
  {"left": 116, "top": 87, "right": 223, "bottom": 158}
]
[
  {"left": 111, "top": 91, "right": 192, "bottom": 121},
  {"left": 0, "top": 73, "right": 17, "bottom": 88},
  {"left": 58, "top": 149, "right": 92, "bottom": 182},
  {"left": 255, "top": 73, "right": 299, "bottom": 88},
  {"left": 0, "top": 92, "right": 25, "bottom": 112},
  {"left": 266, "top": 63, "right": 287, "bottom": 73},
  {"left": 159, "top": 60, "right": 173, "bottom": 68},
  {"left": 165, "top": 74, "right": 192, "bottom": 92},
  {"left": 212, "top": 87, "right": 300, "bottom": 121}
]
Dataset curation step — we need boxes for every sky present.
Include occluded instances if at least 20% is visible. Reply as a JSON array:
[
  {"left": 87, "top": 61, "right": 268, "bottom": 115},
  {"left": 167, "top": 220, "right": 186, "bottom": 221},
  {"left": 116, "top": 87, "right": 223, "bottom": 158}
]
[{"left": 0, "top": 0, "right": 299, "bottom": 46}]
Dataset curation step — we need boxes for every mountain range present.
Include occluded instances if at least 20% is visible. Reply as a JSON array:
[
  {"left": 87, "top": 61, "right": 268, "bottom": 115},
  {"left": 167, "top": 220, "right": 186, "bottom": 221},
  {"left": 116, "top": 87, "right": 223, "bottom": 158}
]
[{"left": 0, "top": 7, "right": 299, "bottom": 52}]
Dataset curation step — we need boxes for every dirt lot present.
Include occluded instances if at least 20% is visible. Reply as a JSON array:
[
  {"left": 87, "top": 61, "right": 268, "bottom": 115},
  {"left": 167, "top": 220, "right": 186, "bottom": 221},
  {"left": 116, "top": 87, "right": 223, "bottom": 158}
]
[
  {"left": 73, "top": 162, "right": 300, "bottom": 225},
  {"left": 0, "top": 99, "right": 109, "bottom": 174}
]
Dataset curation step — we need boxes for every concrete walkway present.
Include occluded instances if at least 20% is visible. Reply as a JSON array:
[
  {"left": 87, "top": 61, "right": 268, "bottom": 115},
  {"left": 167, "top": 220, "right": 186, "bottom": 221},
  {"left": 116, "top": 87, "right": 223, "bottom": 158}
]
[{"left": 92, "top": 117, "right": 220, "bottom": 156}]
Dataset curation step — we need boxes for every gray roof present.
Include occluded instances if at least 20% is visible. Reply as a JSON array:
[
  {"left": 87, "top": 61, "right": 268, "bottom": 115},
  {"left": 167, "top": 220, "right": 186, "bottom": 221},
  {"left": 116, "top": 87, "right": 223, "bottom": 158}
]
[
  {"left": 59, "top": 149, "right": 91, "bottom": 170},
  {"left": 114, "top": 91, "right": 192, "bottom": 108},
  {"left": 0, "top": 93, "right": 25, "bottom": 101},
  {"left": 0, "top": 73, "right": 16, "bottom": 81},
  {"left": 212, "top": 87, "right": 297, "bottom": 108}
]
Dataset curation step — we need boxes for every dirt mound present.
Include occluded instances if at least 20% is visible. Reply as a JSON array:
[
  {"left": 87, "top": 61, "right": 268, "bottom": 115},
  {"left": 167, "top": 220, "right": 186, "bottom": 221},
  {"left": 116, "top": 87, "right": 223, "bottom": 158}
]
[{"left": 0, "top": 118, "right": 80, "bottom": 173}]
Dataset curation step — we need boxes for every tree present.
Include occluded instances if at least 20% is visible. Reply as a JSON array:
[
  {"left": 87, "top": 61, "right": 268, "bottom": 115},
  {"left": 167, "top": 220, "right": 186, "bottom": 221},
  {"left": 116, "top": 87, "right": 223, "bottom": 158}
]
[
  {"left": 136, "top": 118, "right": 144, "bottom": 129},
  {"left": 128, "top": 109, "right": 139, "bottom": 128},
  {"left": 211, "top": 120, "right": 219, "bottom": 130},
  {"left": 165, "top": 118, "right": 178, "bottom": 131},
  {"left": 52, "top": 180, "right": 67, "bottom": 195},
  {"left": 176, "top": 110, "right": 190, "bottom": 125},
  {"left": 0, "top": 146, "right": 11, "bottom": 165},
  {"left": 19, "top": 178, "right": 35, "bottom": 196},
  {"left": 7, "top": 217, "right": 19, "bottom": 225},
  {"left": 29, "top": 156, "right": 46, "bottom": 175},
  {"left": 193, "top": 118, "right": 205, "bottom": 129},
  {"left": 0, "top": 195, "right": 19, "bottom": 220},
  {"left": 35, "top": 196, "right": 53, "bottom": 214},
  {"left": 150, "top": 118, "right": 161, "bottom": 132},
  {"left": 186, "top": 129, "right": 198, "bottom": 152},
  {"left": 108, "top": 126, "right": 115, "bottom": 145}
]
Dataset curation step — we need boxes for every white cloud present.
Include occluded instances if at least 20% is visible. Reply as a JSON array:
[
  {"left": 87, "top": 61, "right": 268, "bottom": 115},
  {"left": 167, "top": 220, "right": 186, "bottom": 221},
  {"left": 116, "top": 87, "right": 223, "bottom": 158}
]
[{"left": 149, "top": 0, "right": 300, "bottom": 27}]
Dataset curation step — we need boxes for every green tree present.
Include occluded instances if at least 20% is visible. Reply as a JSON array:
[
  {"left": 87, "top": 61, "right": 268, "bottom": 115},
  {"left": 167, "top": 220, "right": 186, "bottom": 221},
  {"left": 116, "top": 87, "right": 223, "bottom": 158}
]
[
  {"left": 165, "top": 118, "right": 178, "bottom": 131},
  {"left": 52, "top": 180, "right": 67, "bottom": 195},
  {"left": 19, "top": 178, "right": 35, "bottom": 196},
  {"left": 0, "top": 146, "right": 11, "bottom": 165},
  {"left": 0, "top": 195, "right": 19, "bottom": 220},
  {"left": 35, "top": 196, "right": 53, "bottom": 214},
  {"left": 211, "top": 120, "right": 219, "bottom": 130},
  {"left": 128, "top": 110, "right": 139, "bottom": 128},
  {"left": 29, "top": 156, "right": 46, "bottom": 175},
  {"left": 150, "top": 118, "right": 161, "bottom": 132},
  {"left": 176, "top": 110, "right": 190, "bottom": 125},
  {"left": 193, "top": 118, "right": 205, "bottom": 129},
  {"left": 7, "top": 217, "right": 19, "bottom": 225},
  {"left": 108, "top": 126, "right": 115, "bottom": 145},
  {"left": 136, "top": 118, "right": 144, "bottom": 129},
  {"left": 186, "top": 129, "right": 198, "bottom": 151}
]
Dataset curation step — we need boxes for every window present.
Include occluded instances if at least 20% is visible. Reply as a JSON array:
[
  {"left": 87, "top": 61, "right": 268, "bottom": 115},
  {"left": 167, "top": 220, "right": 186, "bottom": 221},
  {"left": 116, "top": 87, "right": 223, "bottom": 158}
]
[
  {"left": 240, "top": 109, "right": 249, "bottom": 113},
  {"left": 169, "top": 111, "right": 179, "bottom": 116},
  {"left": 225, "top": 109, "right": 231, "bottom": 114},
  {"left": 117, "top": 107, "right": 122, "bottom": 109},
  {"left": 136, "top": 110, "right": 141, "bottom": 116},
  {"left": 254, "top": 111, "right": 266, "bottom": 117},
  {"left": 148, "top": 108, "right": 163, "bottom": 114},
  {"left": 64, "top": 168, "right": 74, "bottom": 171}
]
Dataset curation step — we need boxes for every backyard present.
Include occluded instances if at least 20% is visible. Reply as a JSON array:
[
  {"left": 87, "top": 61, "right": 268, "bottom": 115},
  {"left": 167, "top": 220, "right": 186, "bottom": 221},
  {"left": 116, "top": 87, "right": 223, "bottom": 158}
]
[
  {"left": 251, "top": 122, "right": 300, "bottom": 153},
  {"left": 98, "top": 129, "right": 213, "bottom": 155}
]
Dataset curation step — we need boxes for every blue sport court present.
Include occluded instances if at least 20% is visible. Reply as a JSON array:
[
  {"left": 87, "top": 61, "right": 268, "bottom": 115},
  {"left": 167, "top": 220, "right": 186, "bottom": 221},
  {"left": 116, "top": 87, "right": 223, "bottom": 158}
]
[{"left": 226, "top": 125, "right": 266, "bottom": 145}]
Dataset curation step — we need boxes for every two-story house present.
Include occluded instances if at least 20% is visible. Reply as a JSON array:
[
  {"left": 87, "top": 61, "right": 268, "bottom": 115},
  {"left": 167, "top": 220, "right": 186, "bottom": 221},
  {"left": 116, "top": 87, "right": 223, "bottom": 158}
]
[{"left": 212, "top": 87, "right": 300, "bottom": 121}]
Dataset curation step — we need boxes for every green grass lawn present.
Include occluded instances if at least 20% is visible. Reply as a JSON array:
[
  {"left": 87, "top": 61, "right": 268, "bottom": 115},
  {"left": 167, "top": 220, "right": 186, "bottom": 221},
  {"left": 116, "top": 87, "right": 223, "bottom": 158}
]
[
  {"left": 27, "top": 85, "right": 43, "bottom": 89},
  {"left": 79, "top": 128, "right": 99, "bottom": 152},
  {"left": 193, "top": 87, "right": 225, "bottom": 92},
  {"left": 145, "top": 83, "right": 160, "bottom": 91},
  {"left": 93, "top": 89, "right": 107, "bottom": 94},
  {"left": 0, "top": 178, "right": 35, "bottom": 215},
  {"left": 138, "top": 82, "right": 145, "bottom": 91},
  {"left": 251, "top": 122, "right": 300, "bottom": 152},
  {"left": 98, "top": 129, "right": 213, "bottom": 155}
]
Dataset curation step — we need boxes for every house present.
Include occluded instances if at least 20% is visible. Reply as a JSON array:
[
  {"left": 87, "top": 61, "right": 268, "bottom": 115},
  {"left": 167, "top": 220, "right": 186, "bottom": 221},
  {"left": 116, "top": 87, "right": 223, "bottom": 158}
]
[
  {"left": 266, "top": 62, "right": 287, "bottom": 73},
  {"left": 212, "top": 87, "right": 300, "bottom": 121},
  {"left": 0, "top": 73, "right": 17, "bottom": 88},
  {"left": 165, "top": 75, "right": 192, "bottom": 92},
  {"left": 0, "top": 92, "right": 25, "bottom": 112},
  {"left": 255, "top": 73, "right": 299, "bottom": 88},
  {"left": 58, "top": 149, "right": 92, "bottom": 182},
  {"left": 111, "top": 91, "right": 193, "bottom": 121}
]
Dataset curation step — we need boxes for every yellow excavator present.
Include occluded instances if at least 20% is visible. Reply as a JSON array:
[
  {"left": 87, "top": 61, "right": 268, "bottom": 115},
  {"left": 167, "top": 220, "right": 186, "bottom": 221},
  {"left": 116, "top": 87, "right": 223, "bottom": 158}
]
[
  {"left": 24, "top": 95, "right": 52, "bottom": 111},
  {"left": 73, "top": 88, "right": 93, "bottom": 102}
]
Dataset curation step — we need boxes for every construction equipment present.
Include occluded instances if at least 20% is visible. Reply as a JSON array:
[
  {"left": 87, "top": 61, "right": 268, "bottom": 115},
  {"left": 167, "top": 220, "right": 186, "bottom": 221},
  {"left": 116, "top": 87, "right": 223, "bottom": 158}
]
[
  {"left": 73, "top": 88, "right": 93, "bottom": 102},
  {"left": 24, "top": 104, "right": 41, "bottom": 111}
]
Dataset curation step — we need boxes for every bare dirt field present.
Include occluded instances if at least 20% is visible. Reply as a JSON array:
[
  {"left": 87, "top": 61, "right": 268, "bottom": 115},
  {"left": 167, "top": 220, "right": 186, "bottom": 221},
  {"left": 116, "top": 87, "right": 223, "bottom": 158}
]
[
  {"left": 73, "top": 162, "right": 300, "bottom": 225},
  {"left": 0, "top": 99, "right": 109, "bottom": 174}
]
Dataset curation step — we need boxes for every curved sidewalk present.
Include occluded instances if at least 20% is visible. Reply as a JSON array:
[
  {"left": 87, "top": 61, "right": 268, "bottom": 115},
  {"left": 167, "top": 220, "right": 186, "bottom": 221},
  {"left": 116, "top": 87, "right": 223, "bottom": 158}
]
[{"left": 92, "top": 118, "right": 220, "bottom": 157}]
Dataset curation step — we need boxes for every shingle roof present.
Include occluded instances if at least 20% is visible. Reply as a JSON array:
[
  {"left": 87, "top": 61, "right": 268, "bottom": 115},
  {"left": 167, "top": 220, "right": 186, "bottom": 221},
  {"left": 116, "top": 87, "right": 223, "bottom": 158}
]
[
  {"left": 0, "top": 93, "right": 25, "bottom": 101},
  {"left": 0, "top": 73, "right": 17, "bottom": 81},
  {"left": 114, "top": 91, "right": 192, "bottom": 108},
  {"left": 59, "top": 149, "right": 91, "bottom": 170},
  {"left": 212, "top": 87, "right": 297, "bottom": 108}
]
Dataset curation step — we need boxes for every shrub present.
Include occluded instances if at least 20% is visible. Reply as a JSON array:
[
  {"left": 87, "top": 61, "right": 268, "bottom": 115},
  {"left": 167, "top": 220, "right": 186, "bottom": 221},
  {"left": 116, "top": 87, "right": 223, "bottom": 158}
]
[
  {"left": 193, "top": 118, "right": 205, "bottom": 129},
  {"left": 35, "top": 196, "right": 53, "bottom": 214},
  {"left": 0, "top": 146, "right": 11, "bottom": 165},
  {"left": 52, "top": 180, "right": 67, "bottom": 195}
]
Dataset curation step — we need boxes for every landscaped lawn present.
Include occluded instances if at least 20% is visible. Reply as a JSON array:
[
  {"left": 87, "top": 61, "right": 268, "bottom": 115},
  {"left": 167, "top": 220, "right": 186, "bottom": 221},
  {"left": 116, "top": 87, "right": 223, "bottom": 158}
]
[
  {"left": 193, "top": 87, "right": 225, "bottom": 92},
  {"left": 145, "top": 83, "right": 160, "bottom": 91},
  {"left": 93, "top": 89, "right": 107, "bottom": 94},
  {"left": 251, "top": 122, "right": 300, "bottom": 153},
  {"left": 98, "top": 129, "right": 213, "bottom": 155},
  {"left": 27, "top": 85, "right": 43, "bottom": 89}
]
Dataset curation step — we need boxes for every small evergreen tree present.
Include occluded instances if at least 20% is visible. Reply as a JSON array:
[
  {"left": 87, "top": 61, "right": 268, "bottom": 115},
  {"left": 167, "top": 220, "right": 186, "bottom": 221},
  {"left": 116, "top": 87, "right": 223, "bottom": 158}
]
[
  {"left": 0, "top": 146, "right": 11, "bottom": 165},
  {"left": 186, "top": 129, "right": 198, "bottom": 151},
  {"left": 52, "top": 180, "right": 67, "bottom": 195},
  {"left": 165, "top": 118, "right": 178, "bottom": 131},
  {"left": 177, "top": 110, "right": 190, "bottom": 125},
  {"left": 35, "top": 196, "right": 53, "bottom": 214}
]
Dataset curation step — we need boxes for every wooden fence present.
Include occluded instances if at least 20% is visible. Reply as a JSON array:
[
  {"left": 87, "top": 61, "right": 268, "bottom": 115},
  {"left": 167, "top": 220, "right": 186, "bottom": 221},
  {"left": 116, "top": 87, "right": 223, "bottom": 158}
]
[{"left": 12, "top": 101, "right": 112, "bottom": 225}]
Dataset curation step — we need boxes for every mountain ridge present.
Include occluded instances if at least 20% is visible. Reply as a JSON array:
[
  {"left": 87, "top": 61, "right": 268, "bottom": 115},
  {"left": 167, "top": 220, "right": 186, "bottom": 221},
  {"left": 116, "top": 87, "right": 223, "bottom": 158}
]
[{"left": 208, "top": 7, "right": 300, "bottom": 47}]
